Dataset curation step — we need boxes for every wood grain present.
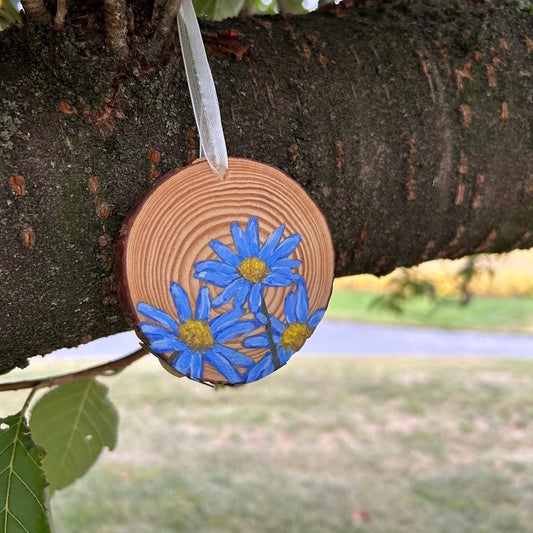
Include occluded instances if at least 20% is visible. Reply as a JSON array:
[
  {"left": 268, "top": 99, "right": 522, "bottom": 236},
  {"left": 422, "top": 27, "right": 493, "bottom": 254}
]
[{"left": 116, "top": 157, "right": 335, "bottom": 384}]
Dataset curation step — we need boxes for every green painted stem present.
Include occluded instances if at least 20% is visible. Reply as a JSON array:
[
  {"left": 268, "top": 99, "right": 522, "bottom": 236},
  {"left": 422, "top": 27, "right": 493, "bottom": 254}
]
[{"left": 261, "top": 298, "right": 281, "bottom": 371}]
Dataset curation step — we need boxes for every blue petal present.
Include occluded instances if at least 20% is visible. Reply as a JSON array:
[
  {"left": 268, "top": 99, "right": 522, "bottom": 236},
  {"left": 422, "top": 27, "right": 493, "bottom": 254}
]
[
  {"left": 190, "top": 350, "right": 203, "bottom": 380},
  {"left": 269, "top": 316, "right": 286, "bottom": 335},
  {"left": 231, "top": 221, "right": 251, "bottom": 258},
  {"left": 271, "top": 258, "right": 302, "bottom": 270},
  {"left": 233, "top": 282, "right": 251, "bottom": 309},
  {"left": 209, "top": 240, "right": 241, "bottom": 267},
  {"left": 204, "top": 350, "right": 243, "bottom": 384},
  {"left": 194, "top": 260, "right": 238, "bottom": 278},
  {"left": 138, "top": 322, "right": 175, "bottom": 340},
  {"left": 309, "top": 308, "right": 326, "bottom": 328},
  {"left": 245, "top": 216, "right": 260, "bottom": 256},
  {"left": 169, "top": 282, "right": 192, "bottom": 322},
  {"left": 209, "top": 308, "right": 244, "bottom": 334},
  {"left": 268, "top": 267, "right": 300, "bottom": 277},
  {"left": 246, "top": 355, "right": 274, "bottom": 383},
  {"left": 264, "top": 272, "right": 301, "bottom": 287},
  {"left": 137, "top": 302, "right": 178, "bottom": 331},
  {"left": 259, "top": 223, "right": 285, "bottom": 261},
  {"left": 270, "top": 233, "right": 302, "bottom": 263},
  {"left": 150, "top": 338, "right": 187, "bottom": 353},
  {"left": 248, "top": 283, "right": 263, "bottom": 314},
  {"left": 242, "top": 334, "right": 270, "bottom": 349},
  {"left": 284, "top": 291, "right": 297, "bottom": 323},
  {"left": 295, "top": 280, "right": 309, "bottom": 322},
  {"left": 254, "top": 311, "right": 267, "bottom": 325},
  {"left": 213, "top": 344, "right": 255, "bottom": 368},
  {"left": 195, "top": 287, "right": 211, "bottom": 321},
  {"left": 194, "top": 269, "right": 240, "bottom": 288},
  {"left": 211, "top": 278, "right": 249, "bottom": 308},
  {"left": 279, "top": 347, "right": 293, "bottom": 365},
  {"left": 215, "top": 320, "right": 258, "bottom": 343},
  {"left": 172, "top": 349, "right": 192, "bottom": 374},
  {"left": 254, "top": 311, "right": 284, "bottom": 334}
]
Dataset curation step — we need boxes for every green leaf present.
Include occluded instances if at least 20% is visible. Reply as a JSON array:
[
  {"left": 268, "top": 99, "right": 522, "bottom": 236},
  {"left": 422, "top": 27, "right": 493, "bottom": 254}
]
[
  {"left": 0, "top": 411, "right": 51, "bottom": 533},
  {"left": 194, "top": 0, "right": 246, "bottom": 20},
  {"left": 30, "top": 378, "right": 119, "bottom": 493}
]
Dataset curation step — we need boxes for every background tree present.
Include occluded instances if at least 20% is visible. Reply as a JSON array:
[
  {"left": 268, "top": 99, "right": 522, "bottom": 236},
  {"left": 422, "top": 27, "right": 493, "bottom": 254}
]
[{"left": 1, "top": 0, "right": 532, "bottom": 374}]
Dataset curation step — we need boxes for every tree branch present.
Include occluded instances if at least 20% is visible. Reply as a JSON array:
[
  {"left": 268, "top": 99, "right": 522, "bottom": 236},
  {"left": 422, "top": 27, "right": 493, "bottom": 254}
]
[
  {"left": 1, "top": 2, "right": 532, "bottom": 373},
  {"left": 20, "top": 0, "right": 51, "bottom": 25},
  {"left": 0, "top": 348, "right": 147, "bottom": 392}
]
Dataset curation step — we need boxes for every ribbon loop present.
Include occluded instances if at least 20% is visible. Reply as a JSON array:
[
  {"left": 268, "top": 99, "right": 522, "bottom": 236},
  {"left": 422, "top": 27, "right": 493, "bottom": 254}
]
[{"left": 177, "top": 0, "right": 228, "bottom": 179}]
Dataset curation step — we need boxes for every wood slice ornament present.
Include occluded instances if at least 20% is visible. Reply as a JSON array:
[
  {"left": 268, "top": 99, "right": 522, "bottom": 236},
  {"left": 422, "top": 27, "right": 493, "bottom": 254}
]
[{"left": 116, "top": 157, "right": 334, "bottom": 385}]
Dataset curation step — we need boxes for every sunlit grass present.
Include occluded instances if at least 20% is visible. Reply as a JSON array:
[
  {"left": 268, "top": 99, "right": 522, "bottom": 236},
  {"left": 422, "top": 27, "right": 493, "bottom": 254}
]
[
  {"left": 326, "top": 290, "right": 533, "bottom": 333},
  {"left": 2, "top": 357, "right": 532, "bottom": 533}
]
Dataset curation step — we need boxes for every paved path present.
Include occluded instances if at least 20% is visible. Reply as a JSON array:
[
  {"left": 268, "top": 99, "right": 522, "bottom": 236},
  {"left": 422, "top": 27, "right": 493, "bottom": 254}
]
[
  {"left": 302, "top": 320, "right": 533, "bottom": 358},
  {"left": 46, "top": 320, "right": 533, "bottom": 360}
]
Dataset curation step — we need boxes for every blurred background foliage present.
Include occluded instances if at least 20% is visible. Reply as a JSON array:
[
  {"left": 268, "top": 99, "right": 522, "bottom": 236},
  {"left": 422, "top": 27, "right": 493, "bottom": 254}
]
[
  {"left": 0, "top": 0, "right": 326, "bottom": 29},
  {"left": 0, "top": 0, "right": 22, "bottom": 29},
  {"left": 331, "top": 250, "right": 533, "bottom": 333},
  {"left": 336, "top": 250, "right": 533, "bottom": 300}
]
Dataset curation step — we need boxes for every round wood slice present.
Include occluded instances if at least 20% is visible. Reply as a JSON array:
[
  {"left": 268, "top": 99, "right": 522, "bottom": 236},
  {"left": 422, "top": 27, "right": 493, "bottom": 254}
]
[{"left": 116, "top": 157, "right": 335, "bottom": 385}]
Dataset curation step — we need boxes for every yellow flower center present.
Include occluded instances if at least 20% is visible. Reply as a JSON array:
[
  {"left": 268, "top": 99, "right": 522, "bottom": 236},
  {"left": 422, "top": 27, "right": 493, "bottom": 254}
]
[
  {"left": 238, "top": 257, "right": 270, "bottom": 284},
  {"left": 178, "top": 320, "right": 214, "bottom": 352},
  {"left": 279, "top": 323, "right": 314, "bottom": 352}
]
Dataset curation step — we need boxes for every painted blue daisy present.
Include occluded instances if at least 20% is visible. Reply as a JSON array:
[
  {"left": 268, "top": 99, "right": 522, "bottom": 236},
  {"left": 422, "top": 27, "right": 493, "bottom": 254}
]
[
  {"left": 243, "top": 279, "right": 326, "bottom": 382},
  {"left": 137, "top": 282, "right": 257, "bottom": 384},
  {"left": 193, "top": 216, "right": 302, "bottom": 314}
]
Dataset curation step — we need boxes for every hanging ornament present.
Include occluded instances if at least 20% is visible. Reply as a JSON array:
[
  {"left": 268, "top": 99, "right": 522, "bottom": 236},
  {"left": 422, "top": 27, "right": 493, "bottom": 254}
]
[{"left": 115, "top": 0, "right": 334, "bottom": 386}]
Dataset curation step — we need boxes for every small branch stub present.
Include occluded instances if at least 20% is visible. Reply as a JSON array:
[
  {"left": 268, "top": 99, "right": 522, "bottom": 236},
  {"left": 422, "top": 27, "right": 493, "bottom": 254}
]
[
  {"left": 155, "top": 0, "right": 180, "bottom": 41},
  {"left": 53, "top": 0, "right": 67, "bottom": 30},
  {"left": 104, "top": 0, "right": 129, "bottom": 58}
]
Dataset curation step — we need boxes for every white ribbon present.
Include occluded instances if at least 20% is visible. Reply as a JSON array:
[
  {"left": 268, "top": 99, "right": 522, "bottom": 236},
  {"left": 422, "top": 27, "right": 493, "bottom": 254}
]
[{"left": 177, "top": 0, "right": 228, "bottom": 179}]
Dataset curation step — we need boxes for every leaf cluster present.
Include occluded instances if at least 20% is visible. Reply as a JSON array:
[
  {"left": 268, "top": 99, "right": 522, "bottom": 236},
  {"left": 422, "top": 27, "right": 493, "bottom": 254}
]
[
  {"left": 370, "top": 256, "right": 489, "bottom": 316},
  {"left": 0, "top": 378, "right": 118, "bottom": 532},
  {"left": 370, "top": 268, "right": 437, "bottom": 315},
  {"left": 194, "top": 0, "right": 310, "bottom": 20}
]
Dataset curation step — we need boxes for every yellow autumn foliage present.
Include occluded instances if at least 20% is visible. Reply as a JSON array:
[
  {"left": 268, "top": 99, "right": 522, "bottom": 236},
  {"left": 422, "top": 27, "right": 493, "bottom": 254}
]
[{"left": 335, "top": 248, "right": 533, "bottom": 298}]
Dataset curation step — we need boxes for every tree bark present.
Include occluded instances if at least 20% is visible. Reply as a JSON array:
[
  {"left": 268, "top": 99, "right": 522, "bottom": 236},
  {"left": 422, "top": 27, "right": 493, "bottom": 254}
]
[
  {"left": 20, "top": 0, "right": 51, "bottom": 26},
  {"left": 0, "top": 1, "right": 532, "bottom": 373}
]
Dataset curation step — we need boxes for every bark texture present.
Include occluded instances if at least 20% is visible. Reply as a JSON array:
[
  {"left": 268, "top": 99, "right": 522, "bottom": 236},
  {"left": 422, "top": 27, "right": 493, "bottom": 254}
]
[
  {"left": 20, "top": 0, "right": 51, "bottom": 26},
  {"left": 0, "top": 1, "right": 532, "bottom": 373}
]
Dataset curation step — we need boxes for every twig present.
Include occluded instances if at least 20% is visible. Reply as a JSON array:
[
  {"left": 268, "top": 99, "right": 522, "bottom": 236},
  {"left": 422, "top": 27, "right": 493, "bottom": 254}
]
[
  {"left": 0, "top": 347, "right": 147, "bottom": 393},
  {"left": 151, "top": 0, "right": 167, "bottom": 24},
  {"left": 20, "top": 0, "right": 51, "bottom": 26},
  {"left": 53, "top": 0, "right": 67, "bottom": 30},
  {"left": 155, "top": 0, "right": 181, "bottom": 41},
  {"left": 104, "top": 0, "right": 129, "bottom": 58}
]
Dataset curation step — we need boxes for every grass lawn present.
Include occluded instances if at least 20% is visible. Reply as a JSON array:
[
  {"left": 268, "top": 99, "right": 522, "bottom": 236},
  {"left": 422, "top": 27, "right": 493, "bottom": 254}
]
[
  {"left": 326, "top": 290, "right": 533, "bottom": 334},
  {"left": 2, "top": 356, "right": 532, "bottom": 533}
]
